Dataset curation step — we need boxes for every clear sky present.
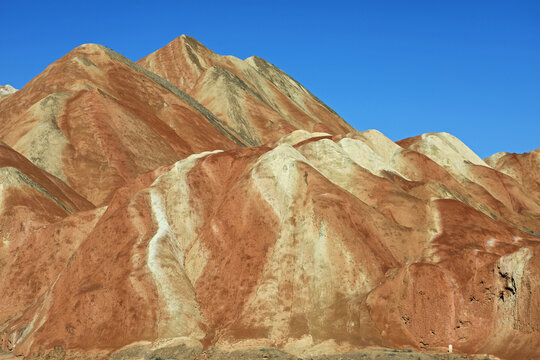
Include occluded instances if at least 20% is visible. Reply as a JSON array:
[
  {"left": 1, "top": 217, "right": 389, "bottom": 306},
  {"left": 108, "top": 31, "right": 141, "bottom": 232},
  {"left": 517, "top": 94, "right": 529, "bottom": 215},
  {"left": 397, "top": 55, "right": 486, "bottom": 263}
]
[{"left": 1, "top": 0, "right": 538, "bottom": 158}]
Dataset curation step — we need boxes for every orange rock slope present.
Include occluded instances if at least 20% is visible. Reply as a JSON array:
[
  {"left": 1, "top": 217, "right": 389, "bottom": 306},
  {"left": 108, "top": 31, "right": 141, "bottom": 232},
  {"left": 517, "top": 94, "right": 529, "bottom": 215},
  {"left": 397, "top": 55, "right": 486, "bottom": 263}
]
[
  {"left": 0, "top": 37, "right": 538, "bottom": 360},
  {"left": 138, "top": 35, "right": 354, "bottom": 145},
  {"left": 0, "top": 44, "right": 246, "bottom": 206}
]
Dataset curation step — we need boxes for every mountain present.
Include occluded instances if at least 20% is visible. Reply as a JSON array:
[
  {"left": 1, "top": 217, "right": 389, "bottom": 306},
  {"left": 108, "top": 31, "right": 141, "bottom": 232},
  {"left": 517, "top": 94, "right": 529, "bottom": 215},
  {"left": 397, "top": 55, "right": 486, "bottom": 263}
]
[
  {"left": 0, "top": 44, "right": 246, "bottom": 206},
  {"left": 0, "top": 37, "right": 538, "bottom": 360},
  {"left": 137, "top": 35, "right": 354, "bottom": 145}
]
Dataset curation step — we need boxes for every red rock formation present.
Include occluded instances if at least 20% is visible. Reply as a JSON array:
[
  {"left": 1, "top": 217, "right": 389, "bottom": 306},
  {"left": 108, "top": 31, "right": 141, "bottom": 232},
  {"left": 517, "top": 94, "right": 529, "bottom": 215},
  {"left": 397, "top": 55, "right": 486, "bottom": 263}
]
[
  {"left": 0, "top": 38, "right": 538, "bottom": 360},
  {"left": 137, "top": 35, "right": 354, "bottom": 145},
  {"left": 0, "top": 44, "right": 246, "bottom": 206},
  {"left": 486, "top": 148, "right": 540, "bottom": 203},
  {"left": 0, "top": 142, "right": 98, "bottom": 353}
]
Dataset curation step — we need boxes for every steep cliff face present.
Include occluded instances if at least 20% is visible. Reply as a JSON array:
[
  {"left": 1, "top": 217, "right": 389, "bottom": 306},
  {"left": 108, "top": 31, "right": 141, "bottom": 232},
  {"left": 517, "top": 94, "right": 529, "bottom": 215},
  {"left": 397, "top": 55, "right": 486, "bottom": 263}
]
[
  {"left": 0, "top": 37, "right": 538, "bottom": 360},
  {"left": 137, "top": 35, "right": 354, "bottom": 145}
]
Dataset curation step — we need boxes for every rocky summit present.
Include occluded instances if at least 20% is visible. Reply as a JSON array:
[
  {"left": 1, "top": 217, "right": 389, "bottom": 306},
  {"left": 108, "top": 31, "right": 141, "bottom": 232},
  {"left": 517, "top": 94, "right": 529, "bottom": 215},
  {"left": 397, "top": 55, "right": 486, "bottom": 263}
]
[{"left": 0, "top": 36, "right": 538, "bottom": 360}]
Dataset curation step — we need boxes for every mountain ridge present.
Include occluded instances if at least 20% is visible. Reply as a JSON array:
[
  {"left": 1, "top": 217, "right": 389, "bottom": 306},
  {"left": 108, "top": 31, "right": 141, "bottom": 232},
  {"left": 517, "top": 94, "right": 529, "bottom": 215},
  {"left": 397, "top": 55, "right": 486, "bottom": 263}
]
[
  {"left": 137, "top": 35, "right": 354, "bottom": 145},
  {"left": 0, "top": 36, "right": 538, "bottom": 360}
]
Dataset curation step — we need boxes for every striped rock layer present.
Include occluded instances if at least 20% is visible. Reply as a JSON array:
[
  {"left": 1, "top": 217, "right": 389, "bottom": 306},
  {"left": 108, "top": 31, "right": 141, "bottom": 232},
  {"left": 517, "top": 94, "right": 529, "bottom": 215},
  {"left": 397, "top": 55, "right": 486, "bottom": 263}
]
[
  {"left": 0, "top": 37, "right": 538, "bottom": 360},
  {"left": 0, "top": 44, "right": 245, "bottom": 207},
  {"left": 137, "top": 35, "right": 354, "bottom": 146}
]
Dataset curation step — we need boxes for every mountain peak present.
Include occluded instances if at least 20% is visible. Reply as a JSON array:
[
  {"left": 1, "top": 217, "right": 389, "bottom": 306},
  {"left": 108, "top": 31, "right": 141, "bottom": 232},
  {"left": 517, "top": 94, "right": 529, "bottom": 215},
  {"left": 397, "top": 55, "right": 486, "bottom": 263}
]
[
  {"left": 137, "top": 36, "right": 353, "bottom": 144},
  {"left": 162, "top": 34, "right": 214, "bottom": 56}
]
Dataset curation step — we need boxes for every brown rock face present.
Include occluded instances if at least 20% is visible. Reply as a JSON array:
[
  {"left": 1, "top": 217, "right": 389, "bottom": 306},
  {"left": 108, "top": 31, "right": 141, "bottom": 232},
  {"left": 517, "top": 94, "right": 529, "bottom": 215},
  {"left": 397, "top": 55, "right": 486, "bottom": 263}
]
[
  {"left": 0, "top": 37, "right": 539, "bottom": 360},
  {"left": 137, "top": 35, "right": 354, "bottom": 145},
  {"left": 486, "top": 148, "right": 540, "bottom": 202}
]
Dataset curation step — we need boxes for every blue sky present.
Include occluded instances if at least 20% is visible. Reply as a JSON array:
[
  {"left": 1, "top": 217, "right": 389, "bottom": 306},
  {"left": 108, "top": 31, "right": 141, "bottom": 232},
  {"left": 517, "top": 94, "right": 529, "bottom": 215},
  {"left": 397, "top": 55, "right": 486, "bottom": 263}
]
[{"left": 1, "top": 0, "right": 538, "bottom": 158}]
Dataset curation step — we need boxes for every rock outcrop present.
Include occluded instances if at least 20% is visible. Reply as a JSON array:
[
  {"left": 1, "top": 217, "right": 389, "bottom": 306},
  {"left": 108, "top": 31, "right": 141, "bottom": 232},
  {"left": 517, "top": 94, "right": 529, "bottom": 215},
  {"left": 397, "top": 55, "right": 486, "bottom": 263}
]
[{"left": 0, "top": 37, "right": 538, "bottom": 360}]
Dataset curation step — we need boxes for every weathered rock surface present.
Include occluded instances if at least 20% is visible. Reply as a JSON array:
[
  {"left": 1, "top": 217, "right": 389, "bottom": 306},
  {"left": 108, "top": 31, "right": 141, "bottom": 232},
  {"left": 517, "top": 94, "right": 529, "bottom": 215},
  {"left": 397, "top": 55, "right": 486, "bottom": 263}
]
[
  {"left": 0, "top": 44, "right": 247, "bottom": 206},
  {"left": 486, "top": 148, "right": 540, "bottom": 203},
  {"left": 1, "top": 130, "right": 538, "bottom": 360},
  {"left": 0, "top": 141, "right": 94, "bottom": 260},
  {"left": 0, "top": 85, "right": 17, "bottom": 98},
  {"left": 0, "top": 37, "right": 538, "bottom": 360},
  {"left": 137, "top": 35, "right": 354, "bottom": 145}
]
